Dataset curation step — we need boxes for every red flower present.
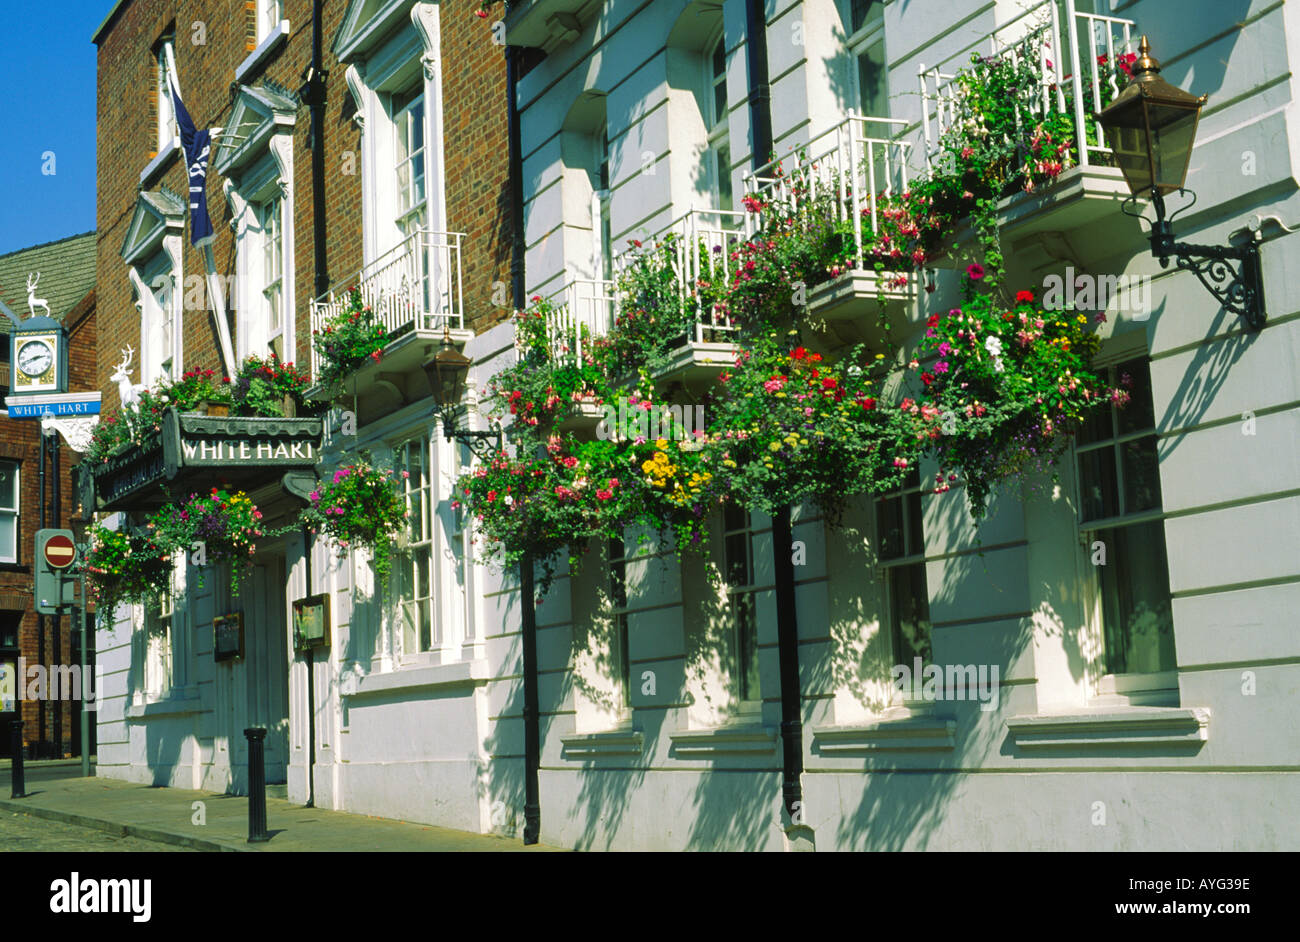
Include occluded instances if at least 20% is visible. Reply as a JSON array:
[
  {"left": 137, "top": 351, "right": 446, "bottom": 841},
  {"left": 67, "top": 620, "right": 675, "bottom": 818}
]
[
  {"left": 927, "top": 314, "right": 940, "bottom": 327},
  {"left": 791, "top": 346, "right": 807, "bottom": 360},
  {"left": 1015, "top": 289, "right": 1034, "bottom": 304},
  {"left": 921, "top": 372, "right": 936, "bottom": 386},
  {"left": 859, "top": 397, "right": 877, "bottom": 411}
]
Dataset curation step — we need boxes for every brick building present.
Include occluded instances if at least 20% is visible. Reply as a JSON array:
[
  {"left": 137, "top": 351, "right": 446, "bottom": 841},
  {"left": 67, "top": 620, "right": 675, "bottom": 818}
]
[
  {"left": 0, "top": 231, "right": 98, "bottom": 759},
  {"left": 89, "top": 0, "right": 514, "bottom": 820}
]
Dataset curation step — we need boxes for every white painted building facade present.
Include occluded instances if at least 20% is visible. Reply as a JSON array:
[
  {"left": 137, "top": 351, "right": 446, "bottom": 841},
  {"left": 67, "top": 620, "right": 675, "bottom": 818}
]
[{"left": 95, "top": 0, "right": 1299, "bottom": 851}]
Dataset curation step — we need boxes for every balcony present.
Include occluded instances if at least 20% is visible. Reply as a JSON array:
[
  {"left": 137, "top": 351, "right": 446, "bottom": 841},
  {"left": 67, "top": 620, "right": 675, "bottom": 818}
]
[
  {"left": 308, "top": 228, "right": 472, "bottom": 424},
  {"left": 740, "top": 113, "right": 920, "bottom": 346},
  {"left": 615, "top": 208, "right": 748, "bottom": 393},
  {"left": 542, "top": 276, "right": 617, "bottom": 366},
  {"left": 917, "top": 0, "right": 1138, "bottom": 268}
]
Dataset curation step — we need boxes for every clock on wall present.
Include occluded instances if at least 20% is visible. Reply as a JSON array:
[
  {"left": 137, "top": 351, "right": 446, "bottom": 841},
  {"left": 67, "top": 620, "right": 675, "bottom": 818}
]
[{"left": 9, "top": 319, "right": 67, "bottom": 395}]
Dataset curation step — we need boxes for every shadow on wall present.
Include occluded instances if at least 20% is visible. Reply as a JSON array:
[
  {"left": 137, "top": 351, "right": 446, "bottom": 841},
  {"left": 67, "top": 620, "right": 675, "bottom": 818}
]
[{"left": 1154, "top": 302, "right": 1255, "bottom": 460}]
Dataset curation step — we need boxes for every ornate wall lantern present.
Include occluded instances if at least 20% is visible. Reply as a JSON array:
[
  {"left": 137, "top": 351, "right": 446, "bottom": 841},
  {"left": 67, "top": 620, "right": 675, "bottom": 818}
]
[
  {"left": 1098, "top": 36, "right": 1265, "bottom": 330},
  {"left": 422, "top": 333, "right": 502, "bottom": 458}
]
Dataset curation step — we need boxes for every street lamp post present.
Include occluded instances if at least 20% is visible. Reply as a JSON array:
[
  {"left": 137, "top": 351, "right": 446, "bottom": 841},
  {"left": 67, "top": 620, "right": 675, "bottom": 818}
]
[{"left": 1098, "top": 36, "right": 1266, "bottom": 330}]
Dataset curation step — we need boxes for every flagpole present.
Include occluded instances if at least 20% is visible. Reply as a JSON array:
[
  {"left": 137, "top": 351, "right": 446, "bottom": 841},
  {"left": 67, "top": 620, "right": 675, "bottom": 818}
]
[{"left": 165, "top": 46, "right": 236, "bottom": 376}]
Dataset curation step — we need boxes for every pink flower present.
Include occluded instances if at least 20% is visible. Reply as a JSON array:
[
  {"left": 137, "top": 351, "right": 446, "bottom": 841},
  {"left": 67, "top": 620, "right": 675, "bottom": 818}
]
[
  {"left": 893, "top": 457, "right": 909, "bottom": 468},
  {"left": 966, "top": 263, "right": 985, "bottom": 280}
]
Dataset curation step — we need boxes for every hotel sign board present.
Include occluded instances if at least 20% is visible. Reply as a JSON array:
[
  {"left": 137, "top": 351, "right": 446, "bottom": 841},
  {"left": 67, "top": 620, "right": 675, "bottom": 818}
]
[
  {"left": 84, "top": 408, "right": 323, "bottom": 513},
  {"left": 6, "top": 393, "right": 101, "bottom": 418}
]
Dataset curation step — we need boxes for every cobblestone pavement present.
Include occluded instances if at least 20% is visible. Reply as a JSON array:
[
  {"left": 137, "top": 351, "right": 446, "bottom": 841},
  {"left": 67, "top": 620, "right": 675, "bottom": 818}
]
[{"left": 0, "top": 811, "right": 195, "bottom": 852}]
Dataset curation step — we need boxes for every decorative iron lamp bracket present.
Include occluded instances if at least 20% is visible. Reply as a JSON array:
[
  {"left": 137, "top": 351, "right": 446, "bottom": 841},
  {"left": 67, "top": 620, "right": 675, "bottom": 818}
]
[
  {"left": 438, "top": 410, "right": 503, "bottom": 461},
  {"left": 1123, "top": 187, "right": 1266, "bottom": 331}
]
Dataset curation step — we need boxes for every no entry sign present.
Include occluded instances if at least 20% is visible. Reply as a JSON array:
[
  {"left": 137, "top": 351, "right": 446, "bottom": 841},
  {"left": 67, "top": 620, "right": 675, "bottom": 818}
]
[{"left": 43, "top": 533, "right": 77, "bottom": 569}]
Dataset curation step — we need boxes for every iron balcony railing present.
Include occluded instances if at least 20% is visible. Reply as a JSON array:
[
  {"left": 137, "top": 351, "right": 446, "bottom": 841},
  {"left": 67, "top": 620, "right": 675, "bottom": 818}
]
[
  {"left": 614, "top": 208, "right": 749, "bottom": 345},
  {"left": 741, "top": 112, "right": 912, "bottom": 271},
  {"left": 542, "top": 276, "right": 618, "bottom": 365},
  {"left": 310, "top": 228, "right": 465, "bottom": 380},
  {"left": 918, "top": 0, "right": 1137, "bottom": 171}
]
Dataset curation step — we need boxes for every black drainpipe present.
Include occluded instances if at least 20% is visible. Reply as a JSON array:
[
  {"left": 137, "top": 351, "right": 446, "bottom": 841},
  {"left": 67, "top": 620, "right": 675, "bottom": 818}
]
[
  {"left": 307, "top": 0, "right": 329, "bottom": 299},
  {"left": 507, "top": 43, "right": 540, "bottom": 846},
  {"left": 745, "top": 0, "right": 805, "bottom": 842},
  {"left": 744, "top": 0, "right": 773, "bottom": 168},
  {"left": 302, "top": 526, "right": 316, "bottom": 808}
]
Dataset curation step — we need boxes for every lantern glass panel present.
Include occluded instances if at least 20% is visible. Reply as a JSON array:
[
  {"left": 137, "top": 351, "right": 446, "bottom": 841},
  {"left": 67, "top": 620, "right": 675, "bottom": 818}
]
[{"left": 1146, "top": 102, "right": 1199, "bottom": 192}]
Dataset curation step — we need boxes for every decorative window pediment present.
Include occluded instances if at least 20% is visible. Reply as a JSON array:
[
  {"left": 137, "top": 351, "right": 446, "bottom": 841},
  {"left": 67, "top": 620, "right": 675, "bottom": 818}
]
[
  {"left": 334, "top": 0, "right": 419, "bottom": 63},
  {"left": 215, "top": 83, "right": 298, "bottom": 177},
  {"left": 120, "top": 189, "right": 184, "bottom": 265}
]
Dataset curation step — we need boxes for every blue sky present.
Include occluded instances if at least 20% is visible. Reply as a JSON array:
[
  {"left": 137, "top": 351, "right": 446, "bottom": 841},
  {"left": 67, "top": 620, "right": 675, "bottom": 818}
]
[{"left": 0, "top": 2, "right": 105, "bottom": 255}]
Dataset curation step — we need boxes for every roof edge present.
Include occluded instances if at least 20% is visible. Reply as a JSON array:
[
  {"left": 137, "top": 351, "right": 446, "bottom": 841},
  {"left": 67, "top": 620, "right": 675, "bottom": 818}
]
[{"left": 92, "top": 0, "right": 132, "bottom": 45}]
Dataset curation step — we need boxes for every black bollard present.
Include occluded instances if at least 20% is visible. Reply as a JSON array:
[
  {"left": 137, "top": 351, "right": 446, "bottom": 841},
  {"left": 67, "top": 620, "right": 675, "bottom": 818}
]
[
  {"left": 244, "top": 727, "right": 269, "bottom": 842},
  {"left": 9, "top": 719, "right": 25, "bottom": 799}
]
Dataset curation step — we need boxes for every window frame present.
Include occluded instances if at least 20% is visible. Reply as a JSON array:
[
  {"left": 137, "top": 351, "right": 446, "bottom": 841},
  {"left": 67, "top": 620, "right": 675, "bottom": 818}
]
[
  {"left": 255, "top": 195, "right": 285, "bottom": 357},
  {"left": 391, "top": 85, "right": 428, "bottom": 241},
  {"left": 1072, "top": 351, "right": 1178, "bottom": 695},
  {"left": 139, "top": 249, "right": 178, "bottom": 384},
  {"left": 606, "top": 534, "right": 633, "bottom": 712},
  {"left": 257, "top": 0, "right": 285, "bottom": 43},
  {"left": 721, "top": 503, "right": 762, "bottom": 711},
  {"left": 394, "top": 434, "right": 436, "bottom": 663},
  {"left": 155, "top": 39, "right": 178, "bottom": 156},
  {"left": 704, "top": 33, "right": 733, "bottom": 210},
  {"left": 143, "top": 576, "right": 175, "bottom": 701},
  {"left": 845, "top": 0, "right": 889, "bottom": 118},
  {"left": 0, "top": 461, "right": 18, "bottom": 565},
  {"left": 874, "top": 468, "right": 934, "bottom": 703}
]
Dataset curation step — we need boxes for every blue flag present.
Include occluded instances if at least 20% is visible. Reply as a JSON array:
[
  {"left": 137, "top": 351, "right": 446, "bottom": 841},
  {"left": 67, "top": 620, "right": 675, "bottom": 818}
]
[{"left": 167, "top": 65, "right": 215, "bottom": 248}]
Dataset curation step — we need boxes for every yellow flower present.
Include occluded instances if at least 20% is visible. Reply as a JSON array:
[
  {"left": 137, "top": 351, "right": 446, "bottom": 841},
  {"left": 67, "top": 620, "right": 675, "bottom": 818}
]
[
  {"left": 768, "top": 441, "right": 782, "bottom": 452},
  {"left": 655, "top": 438, "right": 669, "bottom": 450}
]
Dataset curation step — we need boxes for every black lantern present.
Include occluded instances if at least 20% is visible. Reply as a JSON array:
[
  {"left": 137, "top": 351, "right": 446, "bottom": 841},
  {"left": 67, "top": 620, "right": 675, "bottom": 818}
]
[
  {"left": 1098, "top": 36, "right": 1265, "bottom": 331},
  {"left": 423, "top": 335, "right": 471, "bottom": 412},
  {"left": 422, "top": 333, "right": 502, "bottom": 457}
]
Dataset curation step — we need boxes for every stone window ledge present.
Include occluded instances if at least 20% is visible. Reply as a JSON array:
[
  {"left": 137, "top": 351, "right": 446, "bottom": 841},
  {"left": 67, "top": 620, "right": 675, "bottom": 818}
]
[
  {"left": 341, "top": 659, "right": 489, "bottom": 698},
  {"left": 235, "top": 21, "right": 290, "bottom": 82},
  {"left": 560, "top": 729, "right": 643, "bottom": 759},
  {"left": 668, "top": 725, "right": 777, "bottom": 758},
  {"left": 127, "top": 691, "right": 202, "bottom": 719},
  {"left": 812, "top": 714, "right": 958, "bottom": 755},
  {"left": 1006, "top": 707, "right": 1211, "bottom": 751},
  {"left": 140, "top": 138, "right": 180, "bottom": 186}
]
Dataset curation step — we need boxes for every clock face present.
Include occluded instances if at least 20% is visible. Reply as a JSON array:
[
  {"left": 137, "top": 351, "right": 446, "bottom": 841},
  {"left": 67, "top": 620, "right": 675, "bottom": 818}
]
[
  {"left": 18, "top": 339, "right": 54, "bottom": 377},
  {"left": 14, "top": 334, "right": 58, "bottom": 389}
]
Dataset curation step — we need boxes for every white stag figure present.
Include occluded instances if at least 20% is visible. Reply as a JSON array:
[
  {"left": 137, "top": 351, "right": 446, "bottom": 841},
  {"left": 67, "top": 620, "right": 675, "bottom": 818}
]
[
  {"left": 111, "top": 346, "right": 146, "bottom": 410},
  {"left": 26, "top": 272, "right": 50, "bottom": 318}
]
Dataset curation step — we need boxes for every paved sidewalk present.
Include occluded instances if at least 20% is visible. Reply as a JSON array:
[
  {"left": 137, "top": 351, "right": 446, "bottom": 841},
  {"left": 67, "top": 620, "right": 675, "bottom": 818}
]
[{"left": 0, "top": 774, "right": 562, "bottom": 852}]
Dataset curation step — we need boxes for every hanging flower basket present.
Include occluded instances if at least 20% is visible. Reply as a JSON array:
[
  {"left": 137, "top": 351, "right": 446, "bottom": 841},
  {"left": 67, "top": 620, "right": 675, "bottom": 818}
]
[
  {"left": 84, "top": 524, "right": 173, "bottom": 612},
  {"left": 302, "top": 460, "right": 408, "bottom": 586},
  {"left": 147, "top": 488, "right": 270, "bottom": 595}
]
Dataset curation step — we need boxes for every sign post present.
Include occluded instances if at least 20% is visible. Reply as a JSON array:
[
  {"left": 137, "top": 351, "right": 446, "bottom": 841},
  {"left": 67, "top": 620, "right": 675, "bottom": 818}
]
[{"left": 34, "top": 529, "right": 76, "bottom": 615}]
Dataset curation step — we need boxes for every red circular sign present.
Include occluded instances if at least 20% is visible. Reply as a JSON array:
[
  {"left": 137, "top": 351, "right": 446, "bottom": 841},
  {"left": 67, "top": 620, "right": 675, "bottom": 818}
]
[{"left": 44, "top": 534, "right": 77, "bottom": 569}]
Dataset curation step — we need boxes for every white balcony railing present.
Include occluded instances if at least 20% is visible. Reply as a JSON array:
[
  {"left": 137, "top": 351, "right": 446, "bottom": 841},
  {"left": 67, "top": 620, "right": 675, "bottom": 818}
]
[
  {"left": 542, "top": 277, "right": 618, "bottom": 364},
  {"left": 918, "top": 0, "right": 1136, "bottom": 171},
  {"left": 741, "top": 113, "right": 912, "bottom": 270},
  {"left": 310, "top": 228, "right": 465, "bottom": 380}
]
